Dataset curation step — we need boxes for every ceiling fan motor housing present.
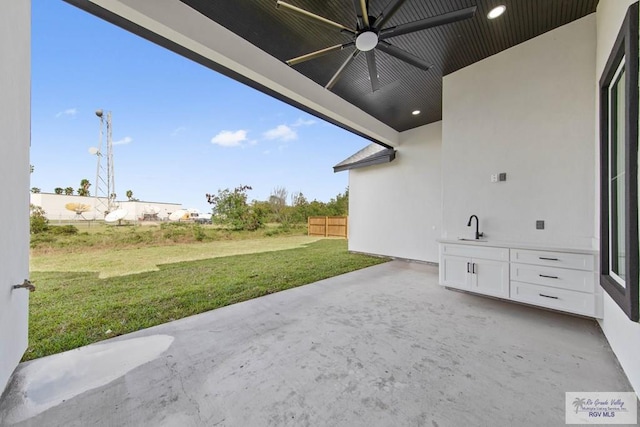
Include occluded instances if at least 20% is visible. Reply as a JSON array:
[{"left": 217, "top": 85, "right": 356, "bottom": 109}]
[
  {"left": 356, "top": 31, "right": 379, "bottom": 51},
  {"left": 277, "top": 1, "right": 477, "bottom": 91}
]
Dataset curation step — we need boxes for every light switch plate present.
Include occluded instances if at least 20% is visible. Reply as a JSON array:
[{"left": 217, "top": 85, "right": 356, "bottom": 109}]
[
  {"left": 491, "top": 174, "right": 498, "bottom": 183},
  {"left": 536, "top": 220, "right": 545, "bottom": 230}
]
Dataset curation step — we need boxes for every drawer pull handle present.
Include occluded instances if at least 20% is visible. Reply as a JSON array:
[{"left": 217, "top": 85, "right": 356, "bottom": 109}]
[
  {"left": 539, "top": 274, "right": 559, "bottom": 279},
  {"left": 539, "top": 293, "right": 559, "bottom": 300},
  {"left": 539, "top": 257, "right": 559, "bottom": 261}
]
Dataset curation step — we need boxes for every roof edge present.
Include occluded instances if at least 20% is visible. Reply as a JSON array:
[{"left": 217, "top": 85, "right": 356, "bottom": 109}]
[{"left": 333, "top": 149, "right": 396, "bottom": 173}]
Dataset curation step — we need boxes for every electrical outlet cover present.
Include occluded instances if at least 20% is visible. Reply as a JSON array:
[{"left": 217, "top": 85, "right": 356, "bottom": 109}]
[
  {"left": 536, "top": 220, "right": 545, "bottom": 230},
  {"left": 499, "top": 173, "right": 507, "bottom": 181}
]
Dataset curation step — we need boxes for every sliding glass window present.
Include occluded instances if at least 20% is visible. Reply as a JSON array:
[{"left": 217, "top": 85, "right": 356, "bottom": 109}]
[{"left": 599, "top": 2, "right": 639, "bottom": 322}]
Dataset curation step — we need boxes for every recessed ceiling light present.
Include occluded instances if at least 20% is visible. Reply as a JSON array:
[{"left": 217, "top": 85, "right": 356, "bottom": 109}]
[
  {"left": 412, "top": 110, "right": 421, "bottom": 116},
  {"left": 487, "top": 5, "right": 506, "bottom": 19}
]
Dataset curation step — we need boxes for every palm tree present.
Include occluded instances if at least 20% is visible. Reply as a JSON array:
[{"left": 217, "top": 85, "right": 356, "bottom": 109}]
[
  {"left": 572, "top": 397, "right": 586, "bottom": 414},
  {"left": 30, "top": 187, "right": 41, "bottom": 193},
  {"left": 64, "top": 187, "right": 74, "bottom": 195},
  {"left": 77, "top": 179, "right": 91, "bottom": 197},
  {"left": 126, "top": 190, "right": 133, "bottom": 201},
  {"left": 54, "top": 187, "right": 63, "bottom": 195}
]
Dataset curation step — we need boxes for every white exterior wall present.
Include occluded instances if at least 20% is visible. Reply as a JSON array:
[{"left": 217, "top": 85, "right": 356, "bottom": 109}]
[
  {"left": 348, "top": 122, "right": 442, "bottom": 262},
  {"left": 0, "top": 0, "right": 30, "bottom": 394},
  {"left": 595, "top": 0, "right": 640, "bottom": 397},
  {"left": 30, "top": 193, "right": 182, "bottom": 222},
  {"left": 441, "top": 15, "right": 597, "bottom": 248}
]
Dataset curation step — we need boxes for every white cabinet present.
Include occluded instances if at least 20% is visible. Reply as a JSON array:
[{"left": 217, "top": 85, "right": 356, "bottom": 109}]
[
  {"left": 441, "top": 255, "right": 471, "bottom": 290},
  {"left": 472, "top": 258, "right": 509, "bottom": 297},
  {"left": 439, "top": 242, "right": 601, "bottom": 318},
  {"left": 509, "top": 249, "right": 600, "bottom": 318},
  {"left": 439, "top": 245, "right": 509, "bottom": 298}
]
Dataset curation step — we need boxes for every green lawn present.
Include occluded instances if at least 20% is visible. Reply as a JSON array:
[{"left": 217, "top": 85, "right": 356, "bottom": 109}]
[
  {"left": 31, "top": 235, "right": 323, "bottom": 278},
  {"left": 26, "top": 239, "right": 388, "bottom": 361}
]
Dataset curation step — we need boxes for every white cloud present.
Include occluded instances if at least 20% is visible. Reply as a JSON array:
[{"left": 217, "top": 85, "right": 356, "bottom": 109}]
[
  {"left": 211, "top": 130, "right": 248, "bottom": 147},
  {"left": 249, "top": 139, "right": 258, "bottom": 146},
  {"left": 55, "top": 108, "right": 77, "bottom": 118},
  {"left": 263, "top": 125, "right": 297, "bottom": 141},
  {"left": 171, "top": 126, "right": 187, "bottom": 137},
  {"left": 292, "top": 118, "right": 316, "bottom": 127},
  {"left": 113, "top": 136, "right": 133, "bottom": 145}
]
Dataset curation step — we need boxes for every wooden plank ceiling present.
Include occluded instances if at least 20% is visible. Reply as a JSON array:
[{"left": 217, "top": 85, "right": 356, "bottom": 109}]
[{"left": 180, "top": 0, "right": 598, "bottom": 132}]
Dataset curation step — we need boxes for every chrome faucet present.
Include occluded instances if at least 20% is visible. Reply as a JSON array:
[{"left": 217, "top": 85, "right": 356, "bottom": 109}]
[{"left": 467, "top": 215, "right": 484, "bottom": 240}]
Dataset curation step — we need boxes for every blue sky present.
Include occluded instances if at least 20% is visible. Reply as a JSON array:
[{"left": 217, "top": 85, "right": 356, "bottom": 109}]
[{"left": 30, "top": 0, "right": 369, "bottom": 214}]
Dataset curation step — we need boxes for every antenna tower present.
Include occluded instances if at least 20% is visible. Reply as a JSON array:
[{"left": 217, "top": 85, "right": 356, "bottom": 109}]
[{"left": 92, "top": 109, "right": 116, "bottom": 216}]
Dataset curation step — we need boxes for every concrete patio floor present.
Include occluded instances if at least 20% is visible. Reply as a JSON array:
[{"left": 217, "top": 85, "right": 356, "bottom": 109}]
[{"left": 0, "top": 260, "right": 637, "bottom": 426}]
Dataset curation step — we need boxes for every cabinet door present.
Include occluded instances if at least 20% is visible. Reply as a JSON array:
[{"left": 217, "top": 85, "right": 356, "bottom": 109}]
[
  {"left": 471, "top": 259, "right": 509, "bottom": 298},
  {"left": 441, "top": 256, "right": 471, "bottom": 290}
]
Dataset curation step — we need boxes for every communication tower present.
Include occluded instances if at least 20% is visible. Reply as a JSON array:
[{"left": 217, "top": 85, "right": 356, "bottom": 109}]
[{"left": 89, "top": 109, "right": 117, "bottom": 216}]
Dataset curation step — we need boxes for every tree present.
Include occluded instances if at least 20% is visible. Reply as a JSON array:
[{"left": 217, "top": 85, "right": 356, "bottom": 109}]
[
  {"left": 291, "top": 191, "right": 307, "bottom": 207},
  {"left": 77, "top": 179, "right": 91, "bottom": 197},
  {"left": 326, "top": 188, "right": 349, "bottom": 216},
  {"left": 269, "top": 186, "right": 291, "bottom": 225},
  {"left": 206, "top": 185, "right": 264, "bottom": 231},
  {"left": 126, "top": 190, "right": 133, "bottom": 200},
  {"left": 290, "top": 191, "right": 309, "bottom": 223},
  {"left": 30, "top": 187, "right": 41, "bottom": 193},
  {"left": 30, "top": 204, "right": 49, "bottom": 234},
  {"left": 54, "top": 187, "right": 64, "bottom": 195},
  {"left": 64, "top": 187, "right": 74, "bottom": 195}
]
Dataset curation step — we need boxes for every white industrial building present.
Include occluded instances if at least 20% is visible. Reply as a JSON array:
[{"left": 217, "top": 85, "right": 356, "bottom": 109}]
[{"left": 30, "top": 192, "right": 183, "bottom": 222}]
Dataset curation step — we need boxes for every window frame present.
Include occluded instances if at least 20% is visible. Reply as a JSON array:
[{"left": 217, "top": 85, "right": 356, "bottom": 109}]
[{"left": 599, "top": 2, "right": 639, "bottom": 322}]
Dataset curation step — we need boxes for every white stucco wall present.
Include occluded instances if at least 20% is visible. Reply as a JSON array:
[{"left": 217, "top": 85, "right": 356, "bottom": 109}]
[
  {"left": 595, "top": 0, "right": 640, "bottom": 398},
  {"left": 0, "top": 0, "right": 30, "bottom": 394},
  {"left": 348, "top": 122, "right": 442, "bottom": 262},
  {"left": 441, "top": 15, "right": 597, "bottom": 248}
]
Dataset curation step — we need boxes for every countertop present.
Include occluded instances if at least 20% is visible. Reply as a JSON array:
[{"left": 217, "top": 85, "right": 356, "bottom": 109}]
[{"left": 437, "top": 238, "right": 598, "bottom": 255}]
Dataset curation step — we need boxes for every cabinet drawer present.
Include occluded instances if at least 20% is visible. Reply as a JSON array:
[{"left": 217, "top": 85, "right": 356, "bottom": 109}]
[
  {"left": 510, "top": 249, "right": 594, "bottom": 271},
  {"left": 441, "top": 244, "right": 509, "bottom": 262},
  {"left": 510, "top": 263, "right": 595, "bottom": 293},
  {"left": 510, "top": 281, "right": 596, "bottom": 317}
]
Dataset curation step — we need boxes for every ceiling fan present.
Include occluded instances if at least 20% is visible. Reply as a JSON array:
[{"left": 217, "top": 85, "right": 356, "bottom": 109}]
[{"left": 276, "top": 0, "right": 477, "bottom": 91}]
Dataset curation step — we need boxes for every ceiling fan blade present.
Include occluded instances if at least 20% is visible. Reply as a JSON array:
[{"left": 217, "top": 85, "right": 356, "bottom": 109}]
[
  {"left": 359, "top": 0, "right": 370, "bottom": 28},
  {"left": 286, "top": 42, "right": 355, "bottom": 66},
  {"left": 351, "top": 0, "right": 364, "bottom": 29},
  {"left": 379, "top": 6, "right": 477, "bottom": 40},
  {"left": 276, "top": 1, "right": 356, "bottom": 34},
  {"left": 376, "top": 41, "right": 431, "bottom": 71},
  {"left": 326, "top": 49, "right": 361, "bottom": 90},
  {"left": 365, "top": 50, "right": 380, "bottom": 91},
  {"left": 373, "top": 0, "right": 408, "bottom": 29}
]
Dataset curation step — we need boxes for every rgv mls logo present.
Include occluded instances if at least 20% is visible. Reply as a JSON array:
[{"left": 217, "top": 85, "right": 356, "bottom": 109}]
[{"left": 566, "top": 392, "right": 637, "bottom": 424}]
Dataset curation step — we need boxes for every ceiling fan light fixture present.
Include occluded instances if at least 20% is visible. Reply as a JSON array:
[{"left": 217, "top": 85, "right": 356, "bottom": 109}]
[
  {"left": 487, "top": 5, "right": 506, "bottom": 19},
  {"left": 356, "top": 31, "right": 378, "bottom": 51}
]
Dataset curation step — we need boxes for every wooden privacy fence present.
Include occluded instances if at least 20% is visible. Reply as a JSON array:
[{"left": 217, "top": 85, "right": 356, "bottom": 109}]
[{"left": 308, "top": 216, "right": 348, "bottom": 238}]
